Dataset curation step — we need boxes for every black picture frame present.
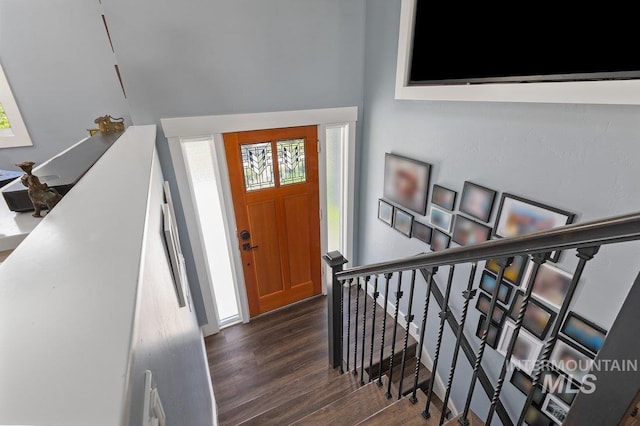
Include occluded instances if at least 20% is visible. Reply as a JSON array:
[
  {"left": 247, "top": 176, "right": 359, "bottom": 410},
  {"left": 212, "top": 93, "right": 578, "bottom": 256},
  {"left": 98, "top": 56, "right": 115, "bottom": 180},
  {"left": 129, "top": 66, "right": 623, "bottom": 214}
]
[
  {"left": 486, "top": 255, "right": 528, "bottom": 286},
  {"left": 383, "top": 153, "right": 432, "bottom": 215},
  {"left": 431, "top": 184, "right": 457, "bottom": 211},
  {"left": 393, "top": 208, "right": 413, "bottom": 237},
  {"left": 550, "top": 336, "right": 595, "bottom": 384},
  {"left": 452, "top": 215, "right": 492, "bottom": 247},
  {"left": 479, "top": 270, "right": 513, "bottom": 304},
  {"left": 430, "top": 228, "right": 451, "bottom": 252},
  {"left": 475, "top": 291, "right": 506, "bottom": 325},
  {"left": 511, "top": 368, "right": 546, "bottom": 406},
  {"left": 412, "top": 221, "right": 433, "bottom": 244},
  {"left": 378, "top": 199, "right": 394, "bottom": 227},
  {"left": 476, "top": 314, "right": 501, "bottom": 349},
  {"left": 539, "top": 368, "right": 580, "bottom": 406},
  {"left": 508, "top": 290, "right": 556, "bottom": 340},
  {"left": 459, "top": 181, "right": 497, "bottom": 223},
  {"left": 493, "top": 193, "right": 575, "bottom": 262},
  {"left": 560, "top": 312, "right": 607, "bottom": 355}
]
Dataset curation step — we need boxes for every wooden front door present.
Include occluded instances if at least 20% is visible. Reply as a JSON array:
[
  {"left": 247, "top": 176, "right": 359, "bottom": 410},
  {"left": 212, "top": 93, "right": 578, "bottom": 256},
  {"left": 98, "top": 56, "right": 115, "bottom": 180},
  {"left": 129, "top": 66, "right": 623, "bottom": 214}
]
[{"left": 224, "top": 126, "right": 321, "bottom": 317}]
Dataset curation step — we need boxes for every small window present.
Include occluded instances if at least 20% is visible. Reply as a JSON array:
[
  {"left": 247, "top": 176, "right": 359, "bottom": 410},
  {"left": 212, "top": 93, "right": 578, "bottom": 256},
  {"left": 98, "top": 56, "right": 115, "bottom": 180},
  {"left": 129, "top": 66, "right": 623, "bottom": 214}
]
[
  {"left": 240, "top": 142, "right": 275, "bottom": 191},
  {"left": 277, "top": 138, "right": 306, "bottom": 185},
  {"left": 0, "top": 64, "right": 32, "bottom": 148}
]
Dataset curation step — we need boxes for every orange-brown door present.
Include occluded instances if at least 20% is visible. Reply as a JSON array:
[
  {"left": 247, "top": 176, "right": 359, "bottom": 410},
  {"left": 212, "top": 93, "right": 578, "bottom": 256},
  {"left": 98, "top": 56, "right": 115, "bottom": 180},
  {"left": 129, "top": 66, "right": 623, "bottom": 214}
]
[{"left": 224, "top": 126, "right": 322, "bottom": 317}]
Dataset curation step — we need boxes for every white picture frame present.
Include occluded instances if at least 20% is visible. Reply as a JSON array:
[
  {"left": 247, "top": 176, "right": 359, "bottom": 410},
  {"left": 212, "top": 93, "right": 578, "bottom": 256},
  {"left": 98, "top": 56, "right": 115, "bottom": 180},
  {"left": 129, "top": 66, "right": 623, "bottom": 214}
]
[
  {"left": 521, "top": 261, "right": 574, "bottom": 310},
  {"left": 542, "top": 394, "right": 570, "bottom": 425},
  {"left": 497, "top": 320, "right": 543, "bottom": 375},
  {"left": 429, "top": 205, "right": 453, "bottom": 233},
  {"left": 549, "top": 338, "right": 594, "bottom": 384},
  {"left": 162, "top": 203, "right": 187, "bottom": 307}
]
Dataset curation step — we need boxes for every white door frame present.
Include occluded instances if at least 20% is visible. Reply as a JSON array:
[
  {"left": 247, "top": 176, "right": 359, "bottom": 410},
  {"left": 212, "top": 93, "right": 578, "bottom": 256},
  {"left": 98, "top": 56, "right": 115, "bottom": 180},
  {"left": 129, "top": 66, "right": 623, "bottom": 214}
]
[{"left": 161, "top": 107, "right": 358, "bottom": 336}]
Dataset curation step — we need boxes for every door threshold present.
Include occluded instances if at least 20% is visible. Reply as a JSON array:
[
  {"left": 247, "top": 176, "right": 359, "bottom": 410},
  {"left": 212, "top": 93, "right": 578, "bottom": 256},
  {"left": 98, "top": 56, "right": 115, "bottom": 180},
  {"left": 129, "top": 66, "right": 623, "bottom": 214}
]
[{"left": 250, "top": 294, "right": 325, "bottom": 321}]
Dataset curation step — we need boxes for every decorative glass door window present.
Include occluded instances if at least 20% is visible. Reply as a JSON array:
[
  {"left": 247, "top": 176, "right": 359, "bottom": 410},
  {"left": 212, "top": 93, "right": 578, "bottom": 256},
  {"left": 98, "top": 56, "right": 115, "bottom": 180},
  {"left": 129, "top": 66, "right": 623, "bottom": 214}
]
[
  {"left": 0, "top": 103, "right": 12, "bottom": 136},
  {"left": 240, "top": 142, "right": 275, "bottom": 191},
  {"left": 277, "top": 138, "right": 306, "bottom": 185}
]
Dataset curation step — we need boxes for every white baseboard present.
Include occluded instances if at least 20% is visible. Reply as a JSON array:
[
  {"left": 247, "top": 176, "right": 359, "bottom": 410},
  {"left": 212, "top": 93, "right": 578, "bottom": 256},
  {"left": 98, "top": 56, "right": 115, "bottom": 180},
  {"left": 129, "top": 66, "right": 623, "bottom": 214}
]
[{"left": 364, "top": 279, "right": 460, "bottom": 417}]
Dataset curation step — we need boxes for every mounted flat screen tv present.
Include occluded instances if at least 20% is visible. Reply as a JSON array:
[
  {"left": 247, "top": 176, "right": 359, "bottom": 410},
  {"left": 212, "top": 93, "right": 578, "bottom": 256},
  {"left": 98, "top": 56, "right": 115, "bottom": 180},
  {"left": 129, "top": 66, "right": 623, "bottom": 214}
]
[{"left": 409, "top": 1, "right": 640, "bottom": 86}]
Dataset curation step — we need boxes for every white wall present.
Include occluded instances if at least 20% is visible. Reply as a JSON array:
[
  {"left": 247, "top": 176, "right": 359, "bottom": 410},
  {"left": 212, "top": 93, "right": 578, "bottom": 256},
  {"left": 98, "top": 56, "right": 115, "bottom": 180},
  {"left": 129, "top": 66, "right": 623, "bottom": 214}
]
[{"left": 360, "top": 0, "right": 640, "bottom": 423}]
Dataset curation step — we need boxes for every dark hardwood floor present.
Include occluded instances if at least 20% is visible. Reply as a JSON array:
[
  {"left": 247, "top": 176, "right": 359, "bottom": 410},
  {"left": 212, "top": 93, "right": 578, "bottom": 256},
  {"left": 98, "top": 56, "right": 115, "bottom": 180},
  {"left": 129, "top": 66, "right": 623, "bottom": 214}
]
[{"left": 205, "top": 291, "right": 421, "bottom": 425}]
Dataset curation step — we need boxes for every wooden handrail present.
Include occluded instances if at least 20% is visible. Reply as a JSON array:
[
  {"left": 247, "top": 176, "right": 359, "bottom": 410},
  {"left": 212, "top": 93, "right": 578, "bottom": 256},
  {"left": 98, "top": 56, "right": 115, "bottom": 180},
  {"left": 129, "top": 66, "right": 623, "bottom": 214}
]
[{"left": 337, "top": 212, "right": 640, "bottom": 280}]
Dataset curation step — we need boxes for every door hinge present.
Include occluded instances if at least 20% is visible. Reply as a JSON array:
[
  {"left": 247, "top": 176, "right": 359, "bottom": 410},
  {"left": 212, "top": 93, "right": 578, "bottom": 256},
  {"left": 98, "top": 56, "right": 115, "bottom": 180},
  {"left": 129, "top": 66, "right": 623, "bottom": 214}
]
[
  {"left": 317, "top": 140, "right": 321, "bottom": 153},
  {"left": 320, "top": 209, "right": 323, "bottom": 220}
]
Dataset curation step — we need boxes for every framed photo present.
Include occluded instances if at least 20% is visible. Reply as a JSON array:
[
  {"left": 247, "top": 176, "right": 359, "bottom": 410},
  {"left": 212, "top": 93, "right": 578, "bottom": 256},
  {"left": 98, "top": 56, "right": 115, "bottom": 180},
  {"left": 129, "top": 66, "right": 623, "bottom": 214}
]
[
  {"left": 431, "top": 184, "right": 457, "bottom": 210},
  {"left": 542, "top": 395, "right": 571, "bottom": 425},
  {"left": 549, "top": 337, "right": 594, "bottom": 384},
  {"left": 429, "top": 205, "right": 454, "bottom": 233},
  {"left": 508, "top": 290, "right": 556, "bottom": 339},
  {"left": 510, "top": 369, "right": 545, "bottom": 406},
  {"left": 523, "top": 262, "right": 574, "bottom": 310},
  {"left": 412, "top": 221, "right": 433, "bottom": 244},
  {"left": 493, "top": 193, "right": 575, "bottom": 261},
  {"left": 452, "top": 215, "right": 492, "bottom": 246},
  {"left": 561, "top": 312, "right": 607, "bottom": 355},
  {"left": 475, "top": 291, "right": 506, "bottom": 325},
  {"left": 393, "top": 208, "right": 414, "bottom": 237},
  {"left": 459, "top": 181, "right": 497, "bottom": 223},
  {"left": 378, "top": 199, "right": 394, "bottom": 226},
  {"left": 497, "top": 320, "right": 543, "bottom": 375},
  {"left": 479, "top": 270, "right": 513, "bottom": 304},
  {"left": 539, "top": 368, "right": 580, "bottom": 406},
  {"left": 476, "top": 315, "right": 501, "bottom": 349},
  {"left": 162, "top": 203, "right": 188, "bottom": 307},
  {"left": 486, "top": 255, "right": 528, "bottom": 286},
  {"left": 383, "top": 153, "right": 432, "bottom": 215},
  {"left": 430, "top": 228, "right": 451, "bottom": 252},
  {"left": 524, "top": 404, "right": 555, "bottom": 426}
]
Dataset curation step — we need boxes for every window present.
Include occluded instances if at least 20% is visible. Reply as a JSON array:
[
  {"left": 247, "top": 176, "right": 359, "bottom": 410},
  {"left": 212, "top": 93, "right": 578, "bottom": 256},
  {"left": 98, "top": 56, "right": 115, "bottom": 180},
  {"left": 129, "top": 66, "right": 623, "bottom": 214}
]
[{"left": 0, "top": 64, "right": 32, "bottom": 148}]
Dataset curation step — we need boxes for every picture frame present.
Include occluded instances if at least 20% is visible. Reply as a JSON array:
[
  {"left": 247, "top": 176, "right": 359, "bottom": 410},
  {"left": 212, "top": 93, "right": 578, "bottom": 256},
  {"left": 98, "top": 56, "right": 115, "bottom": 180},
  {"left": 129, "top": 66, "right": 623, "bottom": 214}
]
[
  {"left": 412, "top": 221, "right": 433, "bottom": 244},
  {"left": 560, "top": 312, "right": 607, "bottom": 355},
  {"left": 430, "top": 228, "right": 451, "bottom": 252},
  {"left": 539, "top": 368, "right": 580, "bottom": 406},
  {"left": 524, "top": 404, "right": 555, "bottom": 426},
  {"left": 383, "top": 153, "right": 432, "bottom": 215},
  {"left": 542, "top": 395, "right": 571, "bottom": 425},
  {"left": 393, "top": 208, "right": 414, "bottom": 237},
  {"left": 475, "top": 291, "right": 506, "bottom": 325},
  {"left": 429, "top": 205, "right": 454, "bottom": 233},
  {"left": 431, "top": 184, "right": 457, "bottom": 211},
  {"left": 523, "top": 262, "right": 574, "bottom": 310},
  {"left": 486, "top": 255, "right": 528, "bottom": 286},
  {"left": 508, "top": 290, "right": 556, "bottom": 340},
  {"left": 549, "top": 337, "right": 595, "bottom": 384},
  {"left": 493, "top": 193, "right": 575, "bottom": 262},
  {"left": 510, "top": 369, "right": 546, "bottom": 406},
  {"left": 479, "top": 270, "right": 513, "bottom": 304},
  {"left": 476, "top": 314, "right": 501, "bottom": 349},
  {"left": 162, "top": 203, "right": 187, "bottom": 307},
  {"left": 378, "top": 199, "right": 394, "bottom": 227},
  {"left": 497, "top": 320, "right": 543, "bottom": 375},
  {"left": 459, "top": 181, "right": 497, "bottom": 223},
  {"left": 452, "top": 215, "right": 492, "bottom": 246}
]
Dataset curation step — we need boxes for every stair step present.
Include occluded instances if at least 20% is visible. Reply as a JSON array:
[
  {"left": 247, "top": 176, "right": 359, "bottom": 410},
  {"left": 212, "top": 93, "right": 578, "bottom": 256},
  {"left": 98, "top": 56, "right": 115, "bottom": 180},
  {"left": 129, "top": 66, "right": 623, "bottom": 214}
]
[
  {"left": 357, "top": 389, "right": 441, "bottom": 425},
  {"left": 239, "top": 372, "right": 360, "bottom": 425},
  {"left": 386, "top": 356, "right": 432, "bottom": 397},
  {"left": 364, "top": 342, "right": 417, "bottom": 382},
  {"left": 290, "top": 377, "right": 394, "bottom": 425},
  {"left": 444, "top": 411, "right": 484, "bottom": 426}
]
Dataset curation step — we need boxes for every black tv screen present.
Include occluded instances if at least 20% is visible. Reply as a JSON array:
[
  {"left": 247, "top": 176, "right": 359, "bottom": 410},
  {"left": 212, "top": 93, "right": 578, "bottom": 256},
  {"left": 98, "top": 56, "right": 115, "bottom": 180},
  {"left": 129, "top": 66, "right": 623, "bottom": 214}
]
[{"left": 409, "top": 1, "right": 640, "bottom": 85}]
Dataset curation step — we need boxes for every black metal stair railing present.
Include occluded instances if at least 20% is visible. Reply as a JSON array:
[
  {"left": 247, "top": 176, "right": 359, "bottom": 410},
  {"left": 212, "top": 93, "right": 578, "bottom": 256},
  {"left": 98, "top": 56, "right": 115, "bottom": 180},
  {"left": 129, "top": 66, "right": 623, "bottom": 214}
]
[{"left": 323, "top": 212, "right": 640, "bottom": 426}]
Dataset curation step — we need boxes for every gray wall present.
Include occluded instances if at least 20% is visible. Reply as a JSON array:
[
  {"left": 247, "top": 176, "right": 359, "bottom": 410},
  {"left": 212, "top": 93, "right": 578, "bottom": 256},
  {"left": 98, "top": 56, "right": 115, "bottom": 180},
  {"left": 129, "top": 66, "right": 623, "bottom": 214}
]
[
  {"left": 360, "top": 0, "right": 640, "bottom": 423},
  {"left": 99, "top": 0, "right": 367, "bottom": 323},
  {"left": 0, "top": 1, "right": 130, "bottom": 167}
]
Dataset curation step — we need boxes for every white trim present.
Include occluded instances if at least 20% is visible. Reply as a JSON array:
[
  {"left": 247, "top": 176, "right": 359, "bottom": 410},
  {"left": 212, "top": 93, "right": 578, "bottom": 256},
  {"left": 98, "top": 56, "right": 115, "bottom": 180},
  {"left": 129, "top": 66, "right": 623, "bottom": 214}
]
[
  {"left": 0, "top": 63, "right": 33, "bottom": 148},
  {"left": 395, "top": 0, "right": 640, "bottom": 105},
  {"left": 161, "top": 107, "right": 358, "bottom": 139},
  {"left": 162, "top": 107, "right": 358, "bottom": 335}
]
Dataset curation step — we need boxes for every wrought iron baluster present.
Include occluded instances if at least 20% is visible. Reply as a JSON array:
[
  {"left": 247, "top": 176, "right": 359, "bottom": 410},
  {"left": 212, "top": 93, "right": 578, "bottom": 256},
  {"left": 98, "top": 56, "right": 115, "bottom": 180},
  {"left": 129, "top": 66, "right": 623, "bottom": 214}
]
[
  {"left": 360, "top": 276, "right": 370, "bottom": 385},
  {"left": 424, "top": 265, "right": 456, "bottom": 419},
  {"left": 439, "top": 262, "right": 478, "bottom": 425},
  {"left": 377, "top": 273, "right": 392, "bottom": 387},
  {"left": 397, "top": 269, "right": 417, "bottom": 400},
  {"left": 516, "top": 246, "right": 600, "bottom": 426},
  {"left": 459, "top": 257, "right": 511, "bottom": 426},
  {"left": 353, "top": 277, "right": 360, "bottom": 375},
  {"left": 410, "top": 267, "right": 438, "bottom": 404},
  {"left": 485, "top": 254, "right": 548, "bottom": 425},
  {"left": 339, "top": 276, "right": 345, "bottom": 374},
  {"left": 368, "top": 275, "right": 380, "bottom": 382},
  {"left": 346, "top": 278, "right": 353, "bottom": 374},
  {"left": 386, "top": 271, "right": 404, "bottom": 399}
]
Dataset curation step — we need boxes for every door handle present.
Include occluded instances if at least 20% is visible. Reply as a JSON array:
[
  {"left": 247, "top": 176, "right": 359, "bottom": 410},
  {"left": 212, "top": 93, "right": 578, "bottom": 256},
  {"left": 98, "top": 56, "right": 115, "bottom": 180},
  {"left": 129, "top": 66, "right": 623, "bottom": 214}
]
[{"left": 242, "top": 243, "right": 259, "bottom": 251}]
